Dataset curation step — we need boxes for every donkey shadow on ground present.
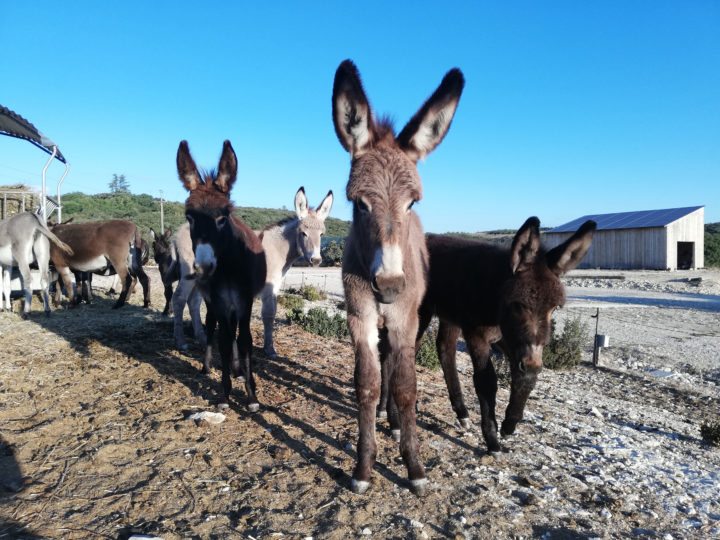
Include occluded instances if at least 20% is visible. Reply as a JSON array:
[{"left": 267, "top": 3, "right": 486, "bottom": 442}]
[{"left": 0, "top": 435, "right": 43, "bottom": 539}]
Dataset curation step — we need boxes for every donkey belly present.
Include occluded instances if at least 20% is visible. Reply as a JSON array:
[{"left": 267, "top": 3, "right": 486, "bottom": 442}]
[
  {"left": 0, "top": 245, "right": 14, "bottom": 266},
  {"left": 72, "top": 256, "right": 111, "bottom": 273}
]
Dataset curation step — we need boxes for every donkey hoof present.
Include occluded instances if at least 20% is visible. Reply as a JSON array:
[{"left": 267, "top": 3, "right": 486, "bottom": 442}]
[
  {"left": 178, "top": 343, "right": 189, "bottom": 352},
  {"left": 217, "top": 401, "right": 230, "bottom": 411},
  {"left": 234, "top": 375, "right": 246, "bottom": 383},
  {"left": 263, "top": 347, "right": 278, "bottom": 358},
  {"left": 410, "top": 478, "right": 429, "bottom": 497},
  {"left": 351, "top": 478, "right": 370, "bottom": 495},
  {"left": 377, "top": 410, "right": 388, "bottom": 419},
  {"left": 459, "top": 417, "right": 472, "bottom": 430},
  {"left": 391, "top": 429, "right": 401, "bottom": 443},
  {"left": 247, "top": 402, "right": 260, "bottom": 413},
  {"left": 501, "top": 419, "right": 517, "bottom": 436}
]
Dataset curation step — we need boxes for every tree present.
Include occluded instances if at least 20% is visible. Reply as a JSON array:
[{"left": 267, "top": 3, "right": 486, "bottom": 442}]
[{"left": 109, "top": 174, "right": 130, "bottom": 194}]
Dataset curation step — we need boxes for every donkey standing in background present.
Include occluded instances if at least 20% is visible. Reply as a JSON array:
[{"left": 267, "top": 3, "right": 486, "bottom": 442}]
[
  {"left": 386, "top": 218, "right": 596, "bottom": 454},
  {"left": 257, "top": 186, "right": 333, "bottom": 357},
  {"left": 333, "top": 59, "right": 464, "bottom": 495},
  {"left": 0, "top": 212, "right": 73, "bottom": 316},
  {"left": 177, "top": 140, "right": 266, "bottom": 410},
  {"left": 51, "top": 220, "right": 150, "bottom": 309},
  {"left": 151, "top": 224, "right": 206, "bottom": 350}
]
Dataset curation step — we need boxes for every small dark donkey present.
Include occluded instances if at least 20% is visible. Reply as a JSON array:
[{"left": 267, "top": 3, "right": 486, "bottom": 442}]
[
  {"left": 177, "top": 140, "right": 266, "bottom": 411},
  {"left": 333, "top": 59, "right": 464, "bottom": 495},
  {"left": 149, "top": 228, "right": 177, "bottom": 316},
  {"left": 381, "top": 217, "right": 595, "bottom": 454}
]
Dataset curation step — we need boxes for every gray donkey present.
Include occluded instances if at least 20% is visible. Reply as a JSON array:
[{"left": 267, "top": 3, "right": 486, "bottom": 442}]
[
  {"left": 0, "top": 212, "right": 73, "bottom": 316},
  {"left": 333, "top": 59, "right": 464, "bottom": 495},
  {"left": 257, "top": 186, "right": 333, "bottom": 357}
]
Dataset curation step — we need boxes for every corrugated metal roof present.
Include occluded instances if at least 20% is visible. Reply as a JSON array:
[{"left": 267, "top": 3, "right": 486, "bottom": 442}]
[{"left": 548, "top": 206, "right": 704, "bottom": 233}]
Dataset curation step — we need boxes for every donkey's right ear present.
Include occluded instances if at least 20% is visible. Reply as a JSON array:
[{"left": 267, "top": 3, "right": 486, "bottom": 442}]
[
  {"left": 332, "top": 60, "right": 374, "bottom": 158},
  {"left": 510, "top": 217, "right": 541, "bottom": 274},
  {"left": 150, "top": 228, "right": 156, "bottom": 240},
  {"left": 177, "top": 140, "right": 204, "bottom": 192},
  {"left": 294, "top": 186, "right": 309, "bottom": 219},
  {"left": 164, "top": 228, "right": 172, "bottom": 239}
]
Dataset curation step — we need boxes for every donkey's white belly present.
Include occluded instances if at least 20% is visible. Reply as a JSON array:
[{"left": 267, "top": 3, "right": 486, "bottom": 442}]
[
  {"left": 72, "top": 256, "right": 109, "bottom": 272},
  {"left": 0, "top": 244, "right": 14, "bottom": 266}
]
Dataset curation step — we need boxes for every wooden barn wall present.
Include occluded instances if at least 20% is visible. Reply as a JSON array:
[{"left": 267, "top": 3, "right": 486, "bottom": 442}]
[
  {"left": 543, "top": 228, "right": 667, "bottom": 269},
  {"left": 666, "top": 208, "right": 704, "bottom": 269}
]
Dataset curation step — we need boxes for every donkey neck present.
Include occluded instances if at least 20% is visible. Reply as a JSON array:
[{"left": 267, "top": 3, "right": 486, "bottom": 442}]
[{"left": 261, "top": 217, "right": 302, "bottom": 276}]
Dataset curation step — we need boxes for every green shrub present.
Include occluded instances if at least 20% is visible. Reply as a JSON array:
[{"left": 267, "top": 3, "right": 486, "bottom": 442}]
[
  {"left": 288, "top": 307, "right": 348, "bottom": 339},
  {"left": 543, "top": 316, "right": 589, "bottom": 370},
  {"left": 277, "top": 294, "right": 305, "bottom": 311},
  {"left": 286, "top": 285, "right": 326, "bottom": 302},
  {"left": 701, "top": 418, "right": 720, "bottom": 446},
  {"left": 321, "top": 240, "right": 345, "bottom": 266},
  {"left": 415, "top": 329, "right": 440, "bottom": 370}
]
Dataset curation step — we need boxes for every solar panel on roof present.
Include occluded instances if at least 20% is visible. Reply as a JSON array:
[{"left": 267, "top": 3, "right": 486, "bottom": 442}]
[{"left": 548, "top": 206, "right": 704, "bottom": 233}]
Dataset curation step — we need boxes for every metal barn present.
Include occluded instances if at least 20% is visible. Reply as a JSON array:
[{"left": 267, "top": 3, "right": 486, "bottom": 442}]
[{"left": 544, "top": 206, "right": 705, "bottom": 270}]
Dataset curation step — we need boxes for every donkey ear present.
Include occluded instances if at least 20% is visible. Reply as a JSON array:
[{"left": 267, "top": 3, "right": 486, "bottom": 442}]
[
  {"left": 546, "top": 220, "right": 596, "bottom": 276},
  {"left": 150, "top": 228, "right": 156, "bottom": 240},
  {"left": 397, "top": 68, "right": 465, "bottom": 162},
  {"left": 316, "top": 190, "right": 334, "bottom": 221},
  {"left": 510, "top": 217, "right": 541, "bottom": 274},
  {"left": 164, "top": 228, "right": 172, "bottom": 239},
  {"left": 214, "top": 140, "right": 238, "bottom": 194},
  {"left": 177, "top": 140, "right": 204, "bottom": 191},
  {"left": 294, "top": 186, "right": 309, "bottom": 219},
  {"left": 332, "top": 60, "right": 374, "bottom": 158}
]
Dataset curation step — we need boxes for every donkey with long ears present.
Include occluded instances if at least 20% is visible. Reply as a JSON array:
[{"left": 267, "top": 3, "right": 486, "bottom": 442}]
[
  {"left": 0, "top": 212, "right": 73, "bottom": 316},
  {"left": 394, "top": 217, "right": 596, "bottom": 454},
  {"left": 177, "top": 140, "right": 266, "bottom": 410},
  {"left": 258, "top": 186, "right": 333, "bottom": 357},
  {"left": 333, "top": 59, "right": 464, "bottom": 495}
]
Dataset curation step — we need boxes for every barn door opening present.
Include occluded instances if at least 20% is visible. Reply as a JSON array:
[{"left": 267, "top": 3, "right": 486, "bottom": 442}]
[{"left": 677, "top": 241, "right": 694, "bottom": 270}]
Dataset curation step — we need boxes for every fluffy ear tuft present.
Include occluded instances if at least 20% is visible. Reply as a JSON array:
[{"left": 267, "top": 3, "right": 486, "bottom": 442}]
[
  {"left": 294, "top": 186, "right": 309, "bottom": 219},
  {"left": 150, "top": 228, "right": 156, "bottom": 240},
  {"left": 214, "top": 140, "right": 238, "bottom": 194},
  {"left": 546, "top": 220, "right": 596, "bottom": 275},
  {"left": 177, "top": 140, "right": 204, "bottom": 192},
  {"left": 332, "top": 60, "right": 374, "bottom": 158},
  {"left": 397, "top": 68, "right": 465, "bottom": 162},
  {"left": 316, "top": 190, "right": 334, "bottom": 221},
  {"left": 510, "top": 217, "right": 541, "bottom": 274}
]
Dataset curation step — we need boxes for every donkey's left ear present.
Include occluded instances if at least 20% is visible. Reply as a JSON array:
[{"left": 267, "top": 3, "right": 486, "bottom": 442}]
[
  {"left": 177, "top": 140, "right": 204, "bottom": 192},
  {"left": 316, "top": 190, "right": 334, "bottom": 221},
  {"left": 397, "top": 68, "right": 465, "bottom": 162},
  {"left": 546, "top": 220, "right": 596, "bottom": 275},
  {"left": 214, "top": 140, "right": 238, "bottom": 194},
  {"left": 510, "top": 217, "right": 541, "bottom": 274},
  {"left": 294, "top": 186, "right": 309, "bottom": 219},
  {"left": 150, "top": 228, "right": 156, "bottom": 240}
]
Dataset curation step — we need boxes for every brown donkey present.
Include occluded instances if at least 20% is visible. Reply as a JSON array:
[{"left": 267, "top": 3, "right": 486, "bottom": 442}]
[
  {"left": 397, "top": 217, "right": 596, "bottom": 454},
  {"left": 177, "top": 140, "right": 266, "bottom": 410},
  {"left": 333, "top": 60, "right": 464, "bottom": 495}
]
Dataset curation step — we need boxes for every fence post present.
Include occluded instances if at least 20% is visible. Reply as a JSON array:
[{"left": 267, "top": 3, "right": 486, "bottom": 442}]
[{"left": 591, "top": 308, "right": 600, "bottom": 367}]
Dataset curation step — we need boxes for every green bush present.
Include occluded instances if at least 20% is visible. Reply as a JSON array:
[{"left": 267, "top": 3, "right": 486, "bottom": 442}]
[
  {"left": 286, "top": 285, "right": 326, "bottom": 302},
  {"left": 288, "top": 307, "right": 348, "bottom": 339},
  {"left": 700, "top": 418, "right": 720, "bottom": 446},
  {"left": 705, "top": 231, "right": 720, "bottom": 268},
  {"left": 277, "top": 294, "right": 305, "bottom": 311},
  {"left": 543, "top": 316, "right": 589, "bottom": 370},
  {"left": 415, "top": 329, "right": 440, "bottom": 370},
  {"left": 321, "top": 240, "right": 345, "bottom": 266}
]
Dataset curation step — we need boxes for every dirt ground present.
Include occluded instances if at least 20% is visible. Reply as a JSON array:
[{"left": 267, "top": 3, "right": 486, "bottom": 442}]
[{"left": 1, "top": 267, "right": 719, "bottom": 539}]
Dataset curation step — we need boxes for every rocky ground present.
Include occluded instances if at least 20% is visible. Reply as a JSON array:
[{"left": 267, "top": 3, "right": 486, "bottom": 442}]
[{"left": 0, "top": 267, "right": 718, "bottom": 539}]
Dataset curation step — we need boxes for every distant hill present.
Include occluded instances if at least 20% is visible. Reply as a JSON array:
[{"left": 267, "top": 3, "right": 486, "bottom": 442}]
[
  {"left": 706, "top": 222, "right": 720, "bottom": 267},
  {"left": 56, "top": 191, "right": 351, "bottom": 240}
]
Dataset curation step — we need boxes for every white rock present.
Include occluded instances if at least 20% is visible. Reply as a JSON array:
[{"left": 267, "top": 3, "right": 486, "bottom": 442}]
[
  {"left": 410, "top": 519, "right": 424, "bottom": 528},
  {"left": 186, "top": 411, "right": 226, "bottom": 424},
  {"left": 361, "top": 528, "right": 372, "bottom": 535}
]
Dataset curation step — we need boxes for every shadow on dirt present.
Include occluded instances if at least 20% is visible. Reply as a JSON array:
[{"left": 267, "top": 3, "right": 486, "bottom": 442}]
[{"left": 0, "top": 435, "right": 43, "bottom": 539}]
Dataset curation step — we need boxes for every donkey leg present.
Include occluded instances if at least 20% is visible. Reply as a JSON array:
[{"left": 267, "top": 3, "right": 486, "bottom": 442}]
[
  {"left": 162, "top": 282, "right": 173, "bottom": 316},
  {"left": 377, "top": 326, "right": 390, "bottom": 420},
  {"left": 188, "top": 287, "right": 207, "bottom": 349},
  {"left": 389, "top": 336, "right": 427, "bottom": 496},
  {"left": 436, "top": 321, "right": 471, "bottom": 429},
  {"left": 137, "top": 268, "right": 150, "bottom": 308},
  {"left": 260, "top": 285, "right": 278, "bottom": 358},
  {"left": 172, "top": 279, "right": 191, "bottom": 350},
  {"left": 111, "top": 269, "right": 132, "bottom": 309},
  {"left": 237, "top": 309, "right": 259, "bottom": 412},
  {"left": 465, "top": 332, "right": 500, "bottom": 452},
  {"left": 215, "top": 317, "right": 235, "bottom": 409},
  {"left": 202, "top": 308, "right": 217, "bottom": 375},
  {"left": 1, "top": 267, "right": 11, "bottom": 311},
  {"left": 501, "top": 360, "right": 541, "bottom": 437},
  {"left": 348, "top": 313, "right": 381, "bottom": 494},
  {"left": 17, "top": 261, "right": 33, "bottom": 317}
]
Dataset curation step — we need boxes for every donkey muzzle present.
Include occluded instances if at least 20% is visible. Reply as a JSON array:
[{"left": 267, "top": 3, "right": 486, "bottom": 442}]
[{"left": 371, "top": 274, "right": 406, "bottom": 304}]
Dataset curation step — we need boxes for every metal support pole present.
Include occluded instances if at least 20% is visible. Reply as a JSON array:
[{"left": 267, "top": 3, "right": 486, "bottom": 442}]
[
  {"left": 159, "top": 190, "right": 164, "bottom": 233},
  {"left": 56, "top": 161, "right": 70, "bottom": 223},
  {"left": 591, "top": 308, "right": 600, "bottom": 367},
  {"left": 41, "top": 146, "right": 58, "bottom": 224}
]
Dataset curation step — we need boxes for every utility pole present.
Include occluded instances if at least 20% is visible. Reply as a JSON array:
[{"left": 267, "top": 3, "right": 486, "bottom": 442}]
[{"left": 159, "top": 190, "right": 164, "bottom": 234}]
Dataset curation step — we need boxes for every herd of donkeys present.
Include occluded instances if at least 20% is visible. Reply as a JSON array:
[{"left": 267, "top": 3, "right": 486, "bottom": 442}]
[{"left": 0, "top": 60, "right": 596, "bottom": 495}]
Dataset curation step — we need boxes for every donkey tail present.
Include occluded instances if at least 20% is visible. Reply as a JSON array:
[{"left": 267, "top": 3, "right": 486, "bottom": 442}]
[{"left": 33, "top": 214, "right": 74, "bottom": 255}]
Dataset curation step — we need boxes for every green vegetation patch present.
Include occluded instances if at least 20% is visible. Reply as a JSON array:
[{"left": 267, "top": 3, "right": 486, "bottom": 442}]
[
  {"left": 288, "top": 307, "right": 348, "bottom": 339},
  {"left": 543, "top": 316, "right": 589, "bottom": 370}
]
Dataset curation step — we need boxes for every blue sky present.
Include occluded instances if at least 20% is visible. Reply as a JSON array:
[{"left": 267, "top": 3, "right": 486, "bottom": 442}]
[{"left": 1, "top": 1, "right": 718, "bottom": 232}]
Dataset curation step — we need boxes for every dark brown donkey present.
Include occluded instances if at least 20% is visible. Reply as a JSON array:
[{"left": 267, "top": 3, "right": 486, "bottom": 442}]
[
  {"left": 333, "top": 59, "right": 464, "bottom": 495},
  {"left": 150, "top": 228, "right": 177, "bottom": 316},
  {"left": 176, "top": 140, "right": 266, "bottom": 411},
  {"left": 51, "top": 220, "right": 150, "bottom": 309},
  {"left": 391, "top": 217, "right": 596, "bottom": 454}
]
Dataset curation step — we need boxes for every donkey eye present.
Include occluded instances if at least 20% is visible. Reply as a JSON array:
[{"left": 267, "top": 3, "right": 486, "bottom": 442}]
[
  {"left": 216, "top": 216, "right": 228, "bottom": 229},
  {"left": 406, "top": 200, "right": 416, "bottom": 213},
  {"left": 355, "top": 199, "right": 371, "bottom": 213},
  {"left": 186, "top": 215, "right": 194, "bottom": 228},
  {"left": 301, "top": 231, "right": 308, "bottom": 237}
]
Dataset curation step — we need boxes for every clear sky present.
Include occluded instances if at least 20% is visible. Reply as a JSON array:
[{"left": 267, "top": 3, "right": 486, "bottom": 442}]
[{"left": 2, "top": 1, "right": 718, "bottom": 232}]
